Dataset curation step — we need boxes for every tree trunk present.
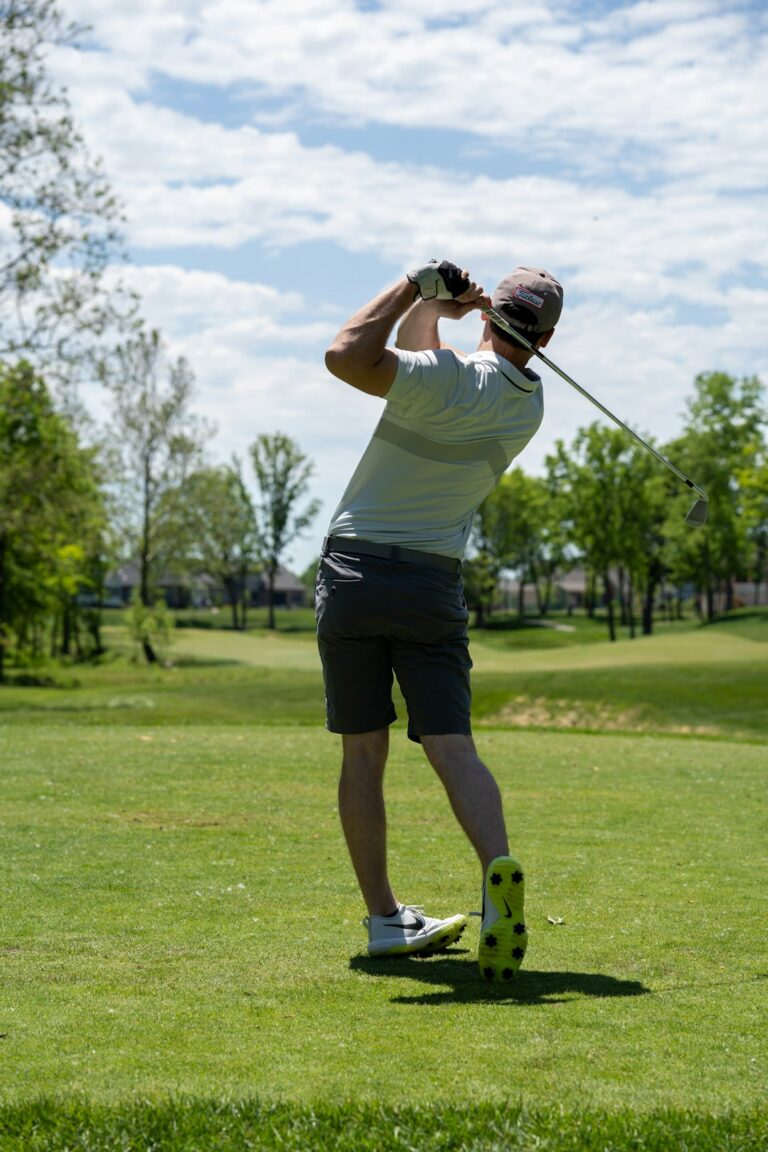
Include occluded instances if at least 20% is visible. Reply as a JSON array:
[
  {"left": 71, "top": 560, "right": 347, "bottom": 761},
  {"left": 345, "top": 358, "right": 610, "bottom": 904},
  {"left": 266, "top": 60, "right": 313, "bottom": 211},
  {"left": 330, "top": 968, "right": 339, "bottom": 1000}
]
[
  {"left": 617, "top": 566, "right": 628, "bottom": 626},
  {"left": 141, "top": 630, "right": 157, "bottom": 662},
  {"left": 705, "top": 583, "right": 715, "bottom": 621},
  {"left": 73, "top": 613, "right": 83, "bottom": 660},
  {"left": 517, "top": 578, "right": 525, "bottom": 619},
  {"left": 141, "top": 458, "right": 152, "bottom": 608},
  {"left": 703, "top": 538, "right": 715, "bottom": 621},
  {"left": 604, "top": 571, "right": 616, "bottom": 642},
  {"left": 88, "top": 608, "right": 104, "bottom": 657},
  {"left": 225, "top": 577, "right": 239, "bottom": 630},
  {"left": 627, "top": 574, "right": 636, "bottom": 639},
  {"left": 725, "top": 575, "right": 734, "bottom": 613},
  {"left": 267, "top": 563, "right": 276, "bottom": 630},
  {"left": 62, "top": 606, "right": 72, "bottom": 656},
  {"left": 642, "top": 579, "right": 656, "bottom": 636},
  {"left": 536, "top": 571, "right": 551, "bottom": 616},
  {"left": 140, "top": 456, "right": 156, "bottom": 658},
  {"left": 586, "top": 571, "right": 596, "bottom": 618},
  {"left": 0, "top": 532, "right": 7, "bottom": 683},
  {"left": 541, "top": 574, "right": 552, "bottom": 616}
]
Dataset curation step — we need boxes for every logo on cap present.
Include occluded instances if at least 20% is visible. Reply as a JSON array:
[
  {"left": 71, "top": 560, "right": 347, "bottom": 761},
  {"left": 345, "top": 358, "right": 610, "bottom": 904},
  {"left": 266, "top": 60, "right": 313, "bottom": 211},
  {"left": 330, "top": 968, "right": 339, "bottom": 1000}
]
[{"left": 513, "top": 286, "right": 544, "bottom": 310}]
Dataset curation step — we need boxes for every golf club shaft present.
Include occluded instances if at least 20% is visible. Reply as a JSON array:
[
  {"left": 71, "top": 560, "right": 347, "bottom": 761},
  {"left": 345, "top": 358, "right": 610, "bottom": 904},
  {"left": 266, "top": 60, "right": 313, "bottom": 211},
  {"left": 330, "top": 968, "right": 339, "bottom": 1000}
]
[{"left": 482, "top": 305, "right": 708, "bottom": 501}]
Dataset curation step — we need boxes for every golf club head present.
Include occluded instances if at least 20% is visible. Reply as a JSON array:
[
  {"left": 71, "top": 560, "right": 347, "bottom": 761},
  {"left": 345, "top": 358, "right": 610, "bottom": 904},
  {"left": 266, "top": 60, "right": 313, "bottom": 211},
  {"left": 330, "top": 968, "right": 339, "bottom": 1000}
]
[{"left": 684, "top": 497, "right": 709, "bottom": 527}]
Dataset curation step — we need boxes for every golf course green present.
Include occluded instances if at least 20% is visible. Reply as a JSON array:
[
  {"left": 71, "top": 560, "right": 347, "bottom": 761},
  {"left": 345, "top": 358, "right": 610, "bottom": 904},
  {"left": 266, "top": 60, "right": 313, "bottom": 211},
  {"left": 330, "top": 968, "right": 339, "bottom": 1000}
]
[{"left": 1, "top": 611, "right": 766, "bottom": 1149}]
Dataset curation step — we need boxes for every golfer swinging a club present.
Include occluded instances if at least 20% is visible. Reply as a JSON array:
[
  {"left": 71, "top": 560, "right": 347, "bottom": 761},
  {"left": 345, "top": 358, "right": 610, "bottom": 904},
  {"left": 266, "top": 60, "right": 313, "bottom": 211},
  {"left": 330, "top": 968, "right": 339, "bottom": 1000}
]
[{"left": 317, "top": 260, "right": 563, "bottom": 980}]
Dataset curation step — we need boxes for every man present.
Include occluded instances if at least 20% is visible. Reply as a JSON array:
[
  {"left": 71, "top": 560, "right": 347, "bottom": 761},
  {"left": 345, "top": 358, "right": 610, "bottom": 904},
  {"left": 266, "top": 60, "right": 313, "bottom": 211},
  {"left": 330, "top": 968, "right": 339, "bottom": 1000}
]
[{"left": 317, "top": 259, "right": 563, "bottom": 980}]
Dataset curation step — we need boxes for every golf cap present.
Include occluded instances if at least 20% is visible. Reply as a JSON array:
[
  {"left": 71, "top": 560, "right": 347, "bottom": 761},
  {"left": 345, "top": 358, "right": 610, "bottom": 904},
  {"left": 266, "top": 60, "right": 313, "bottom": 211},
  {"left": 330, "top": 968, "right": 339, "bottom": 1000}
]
[{"left": 492, "top": 267, "right": 563, "bottom": 336}]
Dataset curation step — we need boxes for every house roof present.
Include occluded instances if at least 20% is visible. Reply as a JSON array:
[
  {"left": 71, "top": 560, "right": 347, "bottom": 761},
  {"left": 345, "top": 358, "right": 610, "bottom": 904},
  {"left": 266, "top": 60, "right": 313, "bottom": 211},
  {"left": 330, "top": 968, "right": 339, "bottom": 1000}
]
[{"left": 105, "top": 562, "right": 305, "bottom": 592}]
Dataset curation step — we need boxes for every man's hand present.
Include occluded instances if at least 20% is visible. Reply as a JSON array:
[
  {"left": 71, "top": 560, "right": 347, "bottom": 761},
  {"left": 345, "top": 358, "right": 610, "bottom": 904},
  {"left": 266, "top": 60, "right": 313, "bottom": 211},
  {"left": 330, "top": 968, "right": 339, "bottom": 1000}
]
[
  {"left": 397, "top": 271, "right": 490, "bottom": 352},
  {"left": 407, "top": 260, "right": 477, "bottom": 301}
]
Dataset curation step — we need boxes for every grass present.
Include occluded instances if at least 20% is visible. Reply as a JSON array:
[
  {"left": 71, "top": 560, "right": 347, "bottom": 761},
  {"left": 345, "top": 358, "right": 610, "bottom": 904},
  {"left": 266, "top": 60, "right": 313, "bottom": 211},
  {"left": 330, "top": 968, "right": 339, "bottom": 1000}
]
[
  {"left": 2, "top": 613, "right": 766, "bottom": 739},
  {"left": 1, "top": 1099, "right": 766, "bottom": 1151},
  {"left": 1, "top": 612, "right": 766, "bottom": 1148}
]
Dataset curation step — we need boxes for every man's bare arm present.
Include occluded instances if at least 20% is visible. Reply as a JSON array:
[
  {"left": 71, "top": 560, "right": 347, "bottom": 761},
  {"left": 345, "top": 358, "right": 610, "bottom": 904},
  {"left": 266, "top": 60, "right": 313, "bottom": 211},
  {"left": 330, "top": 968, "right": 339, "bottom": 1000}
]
[
  {"left": 395, "top": 295, "right": 487, "bottom": 354},
  {"left": 324, "top": 279, "right": 415, "bottom": 397},
  {"left": 325, "top": 262, "right": 488, "bottom": 397}
]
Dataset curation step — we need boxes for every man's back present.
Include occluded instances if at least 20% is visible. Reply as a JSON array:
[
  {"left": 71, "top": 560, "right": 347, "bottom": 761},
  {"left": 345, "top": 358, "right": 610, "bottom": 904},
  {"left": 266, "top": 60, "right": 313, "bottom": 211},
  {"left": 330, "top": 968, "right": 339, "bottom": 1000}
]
[{"left": 327, "top": 347, "right": 544, "bottom": 558}]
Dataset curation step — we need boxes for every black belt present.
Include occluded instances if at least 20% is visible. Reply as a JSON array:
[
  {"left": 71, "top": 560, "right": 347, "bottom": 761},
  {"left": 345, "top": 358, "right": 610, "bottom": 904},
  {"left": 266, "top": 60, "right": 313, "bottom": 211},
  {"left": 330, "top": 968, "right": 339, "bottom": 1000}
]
[{"left": 322, "top": 535, "right": 461, "bottom": 575}]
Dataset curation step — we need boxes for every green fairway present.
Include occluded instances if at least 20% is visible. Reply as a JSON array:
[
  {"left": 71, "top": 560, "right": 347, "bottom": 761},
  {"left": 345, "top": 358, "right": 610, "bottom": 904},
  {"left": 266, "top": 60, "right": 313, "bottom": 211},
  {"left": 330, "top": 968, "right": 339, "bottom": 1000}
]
[
  {"left": 1, "top": 614, "right": 766, "bottom": 740},
  {"left": 1, "top": 615, "right": 766, "bottom": 1148}
]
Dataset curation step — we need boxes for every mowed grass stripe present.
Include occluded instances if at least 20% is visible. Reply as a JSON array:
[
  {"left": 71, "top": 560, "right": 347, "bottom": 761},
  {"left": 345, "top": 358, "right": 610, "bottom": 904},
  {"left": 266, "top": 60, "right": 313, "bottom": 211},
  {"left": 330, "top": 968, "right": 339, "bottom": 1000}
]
[{"left": 0, "top": 1099, "right": 766, "bottom": 1152}]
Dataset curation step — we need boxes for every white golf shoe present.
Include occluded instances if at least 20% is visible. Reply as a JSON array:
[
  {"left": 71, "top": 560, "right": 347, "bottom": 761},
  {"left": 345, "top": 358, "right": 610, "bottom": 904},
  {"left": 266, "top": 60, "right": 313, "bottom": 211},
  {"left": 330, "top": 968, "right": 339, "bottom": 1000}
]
[{"left": 364, "top": 904, "right": 468, "bottom": 957}]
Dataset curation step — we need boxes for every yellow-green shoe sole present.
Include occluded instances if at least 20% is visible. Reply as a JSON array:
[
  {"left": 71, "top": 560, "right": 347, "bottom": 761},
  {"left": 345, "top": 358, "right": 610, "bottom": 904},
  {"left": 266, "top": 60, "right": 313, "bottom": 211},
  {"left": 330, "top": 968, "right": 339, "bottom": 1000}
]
[{"left": 478, "top": 856, "right": 528, "bottom": 981}]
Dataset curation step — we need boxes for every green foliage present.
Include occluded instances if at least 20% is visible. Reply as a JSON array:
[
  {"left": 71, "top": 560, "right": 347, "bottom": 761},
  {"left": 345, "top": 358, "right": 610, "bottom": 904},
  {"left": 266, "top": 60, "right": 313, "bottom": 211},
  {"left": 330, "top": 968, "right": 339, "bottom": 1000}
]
[
  {"left": 161, "top": 458, "right": 261, "bottom": 630},
  {"left": 123, "top": 587, "right": 174, "bottom": 664},
  {"left": 0, "top": 0, "right": 132, "bottom": 376},
  {"left": 250, "top": 432, "right": 321, "bottom": 629},
  {"left": 0, "top": 360, "right": 108, "bottom": 677},
  {"left": 663, "top": 373, "right": 767, "bottom": 618},
  {"left": 101, "top": 328, "right": 212, "bottom": 643},
  {"left": 470, "top": 466, "right": 572, "bottom": 625}
]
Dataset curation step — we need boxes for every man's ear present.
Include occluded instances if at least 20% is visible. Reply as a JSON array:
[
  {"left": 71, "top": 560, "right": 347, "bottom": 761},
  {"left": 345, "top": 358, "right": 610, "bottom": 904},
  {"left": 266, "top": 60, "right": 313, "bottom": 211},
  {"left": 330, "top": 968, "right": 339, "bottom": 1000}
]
[{"left": 535, "top": 328, "right": 555, "bottom": 349}]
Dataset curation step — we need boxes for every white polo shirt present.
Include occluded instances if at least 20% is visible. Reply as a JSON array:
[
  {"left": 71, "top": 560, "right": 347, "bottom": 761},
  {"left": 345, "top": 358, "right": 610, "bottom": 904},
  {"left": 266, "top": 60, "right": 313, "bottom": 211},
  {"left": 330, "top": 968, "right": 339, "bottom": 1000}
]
[{"left": 326, "top": 347, "right": 544, "bottom": 558}]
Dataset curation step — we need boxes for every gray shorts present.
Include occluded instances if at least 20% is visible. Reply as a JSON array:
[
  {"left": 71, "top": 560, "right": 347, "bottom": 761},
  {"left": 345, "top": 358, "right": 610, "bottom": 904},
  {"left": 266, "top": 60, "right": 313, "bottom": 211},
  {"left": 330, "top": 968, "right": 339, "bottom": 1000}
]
[{"left": 315, "top": 541, "right": 472, "bottom": 743}]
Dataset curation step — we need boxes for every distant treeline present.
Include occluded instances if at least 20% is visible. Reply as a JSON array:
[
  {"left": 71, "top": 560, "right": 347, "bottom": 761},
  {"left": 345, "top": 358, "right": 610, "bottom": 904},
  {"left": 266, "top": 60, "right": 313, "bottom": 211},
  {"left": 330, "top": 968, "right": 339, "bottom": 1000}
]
[{"left": 463, "top": 370, "right": 767, "bottom": 641}]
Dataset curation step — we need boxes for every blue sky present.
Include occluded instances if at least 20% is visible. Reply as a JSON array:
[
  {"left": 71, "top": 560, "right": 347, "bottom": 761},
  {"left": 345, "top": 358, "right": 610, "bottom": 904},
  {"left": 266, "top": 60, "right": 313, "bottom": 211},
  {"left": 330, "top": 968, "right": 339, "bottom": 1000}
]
[{"left": 52, "top": 0, "right": 768, "bottom": 572}]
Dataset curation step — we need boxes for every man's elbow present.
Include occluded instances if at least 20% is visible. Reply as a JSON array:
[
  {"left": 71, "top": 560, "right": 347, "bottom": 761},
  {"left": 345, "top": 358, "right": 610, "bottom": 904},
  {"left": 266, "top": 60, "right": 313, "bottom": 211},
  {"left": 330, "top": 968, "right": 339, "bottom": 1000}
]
[{"left": 324, "top": 344, "right": 350, "bottom": 382}]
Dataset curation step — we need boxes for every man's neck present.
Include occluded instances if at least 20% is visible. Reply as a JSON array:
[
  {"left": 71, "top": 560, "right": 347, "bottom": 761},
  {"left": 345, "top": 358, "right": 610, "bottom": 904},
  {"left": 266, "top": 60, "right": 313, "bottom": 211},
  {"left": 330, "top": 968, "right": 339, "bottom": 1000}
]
[{"left": 476, "top": 335, "right": 537, "bottom": 372}]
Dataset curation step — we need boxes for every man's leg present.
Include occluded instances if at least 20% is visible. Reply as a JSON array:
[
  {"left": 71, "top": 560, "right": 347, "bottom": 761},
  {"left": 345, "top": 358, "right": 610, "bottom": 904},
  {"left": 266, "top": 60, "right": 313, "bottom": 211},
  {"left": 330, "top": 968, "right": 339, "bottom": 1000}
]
[
  {"left": 421, "top": 732, "right": 528, "bottom": 980},
  {"left": 338, "top": 727, "right": 398, "bottom": 917},
  {"left": 420, "top": 733, "right": 509, "bottom": 872}
]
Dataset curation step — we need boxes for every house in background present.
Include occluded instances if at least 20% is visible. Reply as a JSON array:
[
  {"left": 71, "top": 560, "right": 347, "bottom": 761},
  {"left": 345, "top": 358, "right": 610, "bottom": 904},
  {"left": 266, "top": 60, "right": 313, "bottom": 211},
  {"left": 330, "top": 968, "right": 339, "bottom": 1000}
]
[
  {"left": 247, "top": 567, "right": 307, "bottom": 610},
  {"left": 103, "top": 562, "right": 307, "bottom": 611}
]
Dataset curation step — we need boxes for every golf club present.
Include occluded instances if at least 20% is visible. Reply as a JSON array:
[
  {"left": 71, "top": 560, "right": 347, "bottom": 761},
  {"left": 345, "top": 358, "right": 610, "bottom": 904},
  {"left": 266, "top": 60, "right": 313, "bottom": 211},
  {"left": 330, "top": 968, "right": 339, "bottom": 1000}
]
[{"left": 483, "top": 304, "right": 709, "bottom": 526}]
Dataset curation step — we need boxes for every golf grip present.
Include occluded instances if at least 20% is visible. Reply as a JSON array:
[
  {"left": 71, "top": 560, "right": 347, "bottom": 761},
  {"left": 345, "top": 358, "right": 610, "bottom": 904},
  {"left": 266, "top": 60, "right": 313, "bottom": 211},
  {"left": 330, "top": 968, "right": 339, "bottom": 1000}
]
[{"left": 482, "top": 305, "right": 708, "bottom": 501}]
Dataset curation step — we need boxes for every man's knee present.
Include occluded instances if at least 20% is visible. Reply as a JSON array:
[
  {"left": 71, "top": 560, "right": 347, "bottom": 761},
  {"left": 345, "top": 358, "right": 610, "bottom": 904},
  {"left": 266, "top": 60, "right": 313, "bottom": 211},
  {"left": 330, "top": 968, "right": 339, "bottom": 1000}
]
[
  {"left": 421, "top": 732, "right": 480, "bottom": 772},
  {"left": 341, "top": 727, "right": 390, "bottom": 772}
]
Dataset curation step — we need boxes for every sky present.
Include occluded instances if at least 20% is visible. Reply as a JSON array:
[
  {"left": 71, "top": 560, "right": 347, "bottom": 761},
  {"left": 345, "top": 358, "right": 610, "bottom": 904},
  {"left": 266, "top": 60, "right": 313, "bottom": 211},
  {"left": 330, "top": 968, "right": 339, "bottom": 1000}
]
[{"left": 50, "top": 0, "right": 768, "bottom": 574}]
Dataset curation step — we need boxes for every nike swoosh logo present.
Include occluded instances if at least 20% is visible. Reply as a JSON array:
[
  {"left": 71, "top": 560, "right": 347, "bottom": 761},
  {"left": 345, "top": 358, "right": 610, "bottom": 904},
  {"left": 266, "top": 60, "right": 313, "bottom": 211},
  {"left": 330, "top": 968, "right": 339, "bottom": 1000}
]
[
  {"left": 383, "top": 917, "right": 423, "bottom": 931},
  {"left": 503, "top": 899, "right": 514, "bottom": 918}
]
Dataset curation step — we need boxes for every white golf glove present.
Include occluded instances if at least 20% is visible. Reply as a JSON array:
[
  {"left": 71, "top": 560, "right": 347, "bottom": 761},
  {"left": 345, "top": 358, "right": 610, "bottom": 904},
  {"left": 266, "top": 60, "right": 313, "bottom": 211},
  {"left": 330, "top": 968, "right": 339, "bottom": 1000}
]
[{"left": 407, "top": 259, "right": 470, "bottom": 301}]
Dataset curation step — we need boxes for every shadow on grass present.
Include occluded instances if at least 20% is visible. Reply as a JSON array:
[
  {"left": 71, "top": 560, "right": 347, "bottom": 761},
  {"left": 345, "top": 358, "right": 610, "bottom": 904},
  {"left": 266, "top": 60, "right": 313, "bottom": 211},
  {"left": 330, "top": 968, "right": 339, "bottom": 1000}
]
[{"left": 349, "top": 952, "right": 651, "bottom": 1006}]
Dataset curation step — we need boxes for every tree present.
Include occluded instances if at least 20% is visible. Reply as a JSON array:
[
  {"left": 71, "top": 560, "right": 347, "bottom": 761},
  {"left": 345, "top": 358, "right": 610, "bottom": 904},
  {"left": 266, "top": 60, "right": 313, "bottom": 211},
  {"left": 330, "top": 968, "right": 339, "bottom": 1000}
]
[
  {"left": 469, "top": 481, "right": 517, "bottom": 625},
  {"left": 102, "top": 328, "right": 211, "bottom": 660},
  {"left": 0, "top": 360, "right": 107, "bottom": 680},
  {"left": 551, "top": 424, "right": 651, "bottom": 642},
  {"left": 739, "top": 446, "right": 768, "bottom": 604},
  {"left": 250, "top": 433, "right": 321, "bottom": 630},
  {"left": 664, "top": 373, "right": 765, "bottom": 620},
  {"left": 0, "top": 1, "right": 131, "bottom": 382},
  {"left": 167, "top": 460, "right": 260, "bottom": 630}
]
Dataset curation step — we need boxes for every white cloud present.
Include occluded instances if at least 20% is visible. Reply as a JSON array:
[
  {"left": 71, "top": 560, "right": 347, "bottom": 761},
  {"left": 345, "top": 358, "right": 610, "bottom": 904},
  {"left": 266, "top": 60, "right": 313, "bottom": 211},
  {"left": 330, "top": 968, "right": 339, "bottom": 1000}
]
[
  {"left": 33, "top": 69, "right": 768, "bottom": 305},
  {"left": 57, "top": 0, "right": 768, "bottom": 190}
]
